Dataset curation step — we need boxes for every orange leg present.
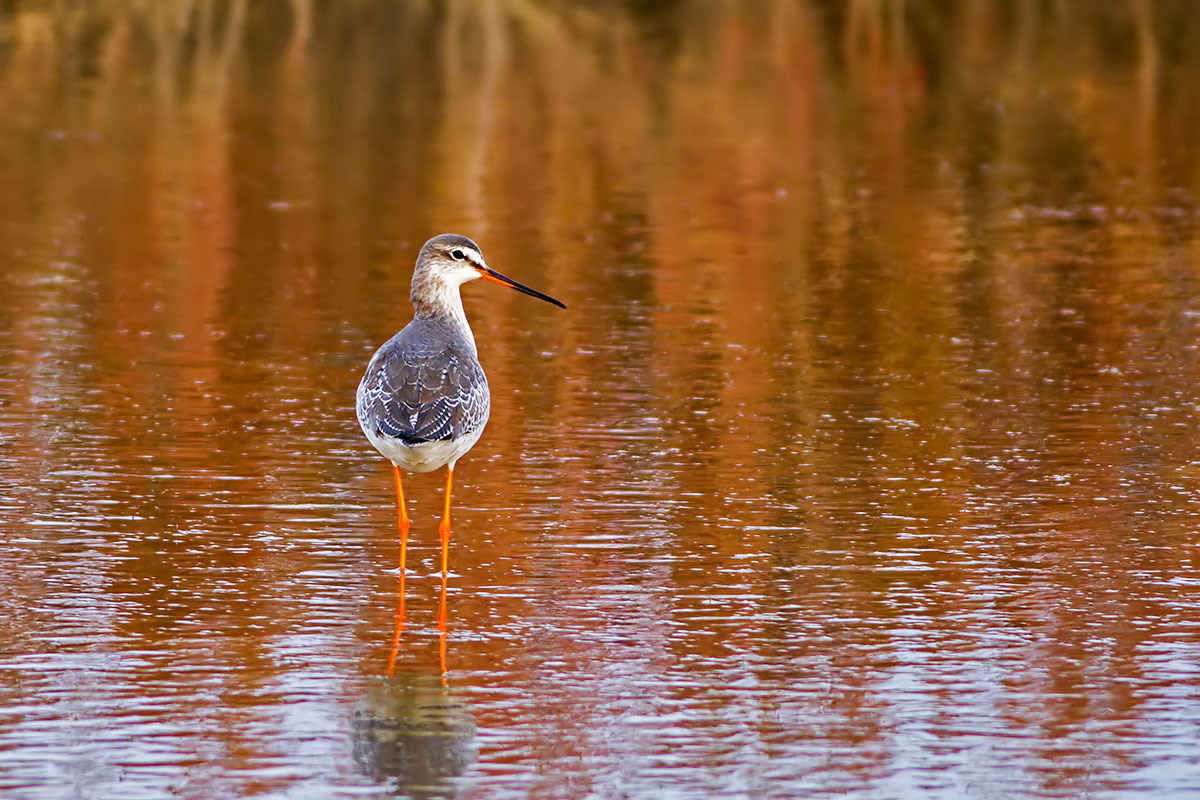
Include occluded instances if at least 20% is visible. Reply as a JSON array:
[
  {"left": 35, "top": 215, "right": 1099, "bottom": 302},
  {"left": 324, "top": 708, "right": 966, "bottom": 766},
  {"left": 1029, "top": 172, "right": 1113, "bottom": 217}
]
[
  {"left": 438, "top": 465, "right": 454, "bottom": 576},
  {"left": 393, "top": 465, "right": 410, "bottom": 573}
]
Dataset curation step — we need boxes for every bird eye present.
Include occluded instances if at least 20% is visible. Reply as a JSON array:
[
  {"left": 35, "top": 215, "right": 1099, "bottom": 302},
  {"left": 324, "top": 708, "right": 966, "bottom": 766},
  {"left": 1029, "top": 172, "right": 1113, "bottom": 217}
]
[{"left": 451, "top": 249, "right": 466, "bottom": 261}]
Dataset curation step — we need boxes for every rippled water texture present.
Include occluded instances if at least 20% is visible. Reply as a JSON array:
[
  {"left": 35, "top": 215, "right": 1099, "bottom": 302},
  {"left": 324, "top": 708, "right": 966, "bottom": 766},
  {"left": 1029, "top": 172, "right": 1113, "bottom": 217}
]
[{"left": 3, "top": 2, "right": 1200, "bottom": 798}]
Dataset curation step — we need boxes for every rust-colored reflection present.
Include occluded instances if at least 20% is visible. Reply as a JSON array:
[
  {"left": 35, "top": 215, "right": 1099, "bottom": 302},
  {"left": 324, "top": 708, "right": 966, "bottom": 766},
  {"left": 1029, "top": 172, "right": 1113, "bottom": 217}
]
[
  {"left": 438, "top": 574, "right": 448, "bottom": 680},
  {"left": 1, "top": 1, "right": 1200, "bottom": 798},
  {"left": 387, "top": 574, "right": 406, "bottom": 679},
  {"left": 387, "top": 572, "right": 449, "bottom": 681}
]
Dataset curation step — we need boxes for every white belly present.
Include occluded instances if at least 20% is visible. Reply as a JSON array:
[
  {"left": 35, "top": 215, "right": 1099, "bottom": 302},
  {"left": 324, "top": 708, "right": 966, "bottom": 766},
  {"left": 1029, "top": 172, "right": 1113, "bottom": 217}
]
[{"left": 362, "top": 424, "right": 486, "bottom": 473}]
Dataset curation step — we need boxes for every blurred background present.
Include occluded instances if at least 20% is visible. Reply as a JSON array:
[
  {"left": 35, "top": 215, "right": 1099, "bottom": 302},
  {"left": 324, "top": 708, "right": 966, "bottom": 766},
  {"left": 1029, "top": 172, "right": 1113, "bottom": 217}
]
[{"left": 2, "top": 1, "right": 1200, "bottom": 797}]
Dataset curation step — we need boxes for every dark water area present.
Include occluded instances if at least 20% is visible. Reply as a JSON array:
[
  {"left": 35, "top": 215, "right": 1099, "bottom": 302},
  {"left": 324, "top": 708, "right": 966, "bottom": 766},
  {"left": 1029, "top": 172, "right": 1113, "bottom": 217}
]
[{"left": 2, "top": 2, "right": 1200, "bottom": 797}]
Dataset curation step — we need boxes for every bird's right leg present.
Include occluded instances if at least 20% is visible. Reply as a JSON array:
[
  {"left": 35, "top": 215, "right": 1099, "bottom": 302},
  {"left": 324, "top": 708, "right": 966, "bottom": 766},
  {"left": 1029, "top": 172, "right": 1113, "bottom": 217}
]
[{"left": 393, "top": 465, "right": 410, "bottom": 573}]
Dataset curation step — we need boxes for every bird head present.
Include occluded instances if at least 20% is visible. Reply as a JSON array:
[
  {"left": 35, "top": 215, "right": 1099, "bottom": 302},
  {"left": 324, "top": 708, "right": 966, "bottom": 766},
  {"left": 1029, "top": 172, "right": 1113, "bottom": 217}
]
[{"left": 411, "top": 234, "right": 566, "bottom": 314}]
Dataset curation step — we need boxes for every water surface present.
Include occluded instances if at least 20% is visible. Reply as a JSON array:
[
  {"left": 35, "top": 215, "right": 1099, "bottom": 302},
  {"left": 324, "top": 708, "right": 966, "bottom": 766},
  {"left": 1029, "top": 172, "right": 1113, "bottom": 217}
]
[{"left": 2, "top": 2, "right": 1200, "bottom": 798}]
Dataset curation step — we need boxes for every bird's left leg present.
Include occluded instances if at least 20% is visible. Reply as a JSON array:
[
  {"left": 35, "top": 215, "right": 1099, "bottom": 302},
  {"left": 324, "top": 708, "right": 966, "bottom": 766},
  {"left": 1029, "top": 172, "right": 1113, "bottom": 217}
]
[
  {"left": 438, "top": 464, "right": 454, "bottom": 576},
  {"left": 393, "top": 465, "right": 410, "bottom": 573}
]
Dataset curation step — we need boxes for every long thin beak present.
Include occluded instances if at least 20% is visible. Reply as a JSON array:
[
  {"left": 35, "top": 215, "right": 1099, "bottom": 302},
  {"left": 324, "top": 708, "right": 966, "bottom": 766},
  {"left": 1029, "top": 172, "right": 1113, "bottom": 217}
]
[{"left": 477, "top": 266, "right": 566, "bottom": 309}]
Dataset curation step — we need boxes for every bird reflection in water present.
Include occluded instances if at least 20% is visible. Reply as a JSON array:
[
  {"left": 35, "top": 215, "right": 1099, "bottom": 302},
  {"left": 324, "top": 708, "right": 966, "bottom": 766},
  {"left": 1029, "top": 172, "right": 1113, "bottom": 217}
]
[{"left": 352, "top": 574, "right": 476, "bottom": 797}]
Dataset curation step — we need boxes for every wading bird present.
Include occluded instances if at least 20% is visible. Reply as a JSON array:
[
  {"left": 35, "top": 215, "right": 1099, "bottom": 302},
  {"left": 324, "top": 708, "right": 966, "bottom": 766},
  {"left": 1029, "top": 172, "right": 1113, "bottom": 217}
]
[{"left": 356, "top": 234, "right": 565, "bottom": 576}]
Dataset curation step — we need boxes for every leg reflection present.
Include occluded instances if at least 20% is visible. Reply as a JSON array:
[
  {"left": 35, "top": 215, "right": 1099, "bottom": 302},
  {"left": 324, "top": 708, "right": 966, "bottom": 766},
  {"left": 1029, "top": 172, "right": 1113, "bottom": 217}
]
[
  {"left": 386, "top": 571, "right": 448, "bottom": 679},
  {"left": 387, "top": 572, "right": 406, "bottom": 678},
  {"left": 356, "top": 569, "right": 475, "bottom": 792},
  {"left": 438, "top": 572, "right": 448, "bottom": 680}
]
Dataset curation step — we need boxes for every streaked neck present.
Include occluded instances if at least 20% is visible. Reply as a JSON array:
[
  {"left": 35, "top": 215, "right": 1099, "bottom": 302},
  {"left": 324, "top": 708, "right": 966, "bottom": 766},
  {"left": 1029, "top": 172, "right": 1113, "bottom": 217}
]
[{"left": 411, "top": 282, "right": 476, "bottom": 351}]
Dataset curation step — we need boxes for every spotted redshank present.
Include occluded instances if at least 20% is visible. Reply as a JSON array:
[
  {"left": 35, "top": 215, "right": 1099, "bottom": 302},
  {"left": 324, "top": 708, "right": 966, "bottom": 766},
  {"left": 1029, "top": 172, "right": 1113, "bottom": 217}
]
[{"left": 356, "top": 234, "right": 565, "bottom": 577}]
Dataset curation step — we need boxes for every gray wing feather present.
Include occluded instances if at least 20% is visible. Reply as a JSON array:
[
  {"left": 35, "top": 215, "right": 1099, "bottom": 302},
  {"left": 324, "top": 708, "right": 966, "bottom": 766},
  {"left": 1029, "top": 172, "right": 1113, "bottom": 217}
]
[{"left": 357, "top": 322, "right": 489, "bottom": 444}]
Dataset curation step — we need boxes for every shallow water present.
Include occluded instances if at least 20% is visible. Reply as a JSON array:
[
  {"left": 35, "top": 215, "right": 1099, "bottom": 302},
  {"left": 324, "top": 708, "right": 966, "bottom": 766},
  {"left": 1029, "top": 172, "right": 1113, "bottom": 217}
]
[{"left": 2, "top": 2, "right": 1200, "bottom": 798}]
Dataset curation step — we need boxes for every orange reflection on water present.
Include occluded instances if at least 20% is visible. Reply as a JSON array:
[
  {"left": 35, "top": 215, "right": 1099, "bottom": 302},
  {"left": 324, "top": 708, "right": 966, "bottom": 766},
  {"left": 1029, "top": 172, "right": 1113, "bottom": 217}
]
[{"left": 387, "top": 573, "right": 449, "bottom": 681}]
